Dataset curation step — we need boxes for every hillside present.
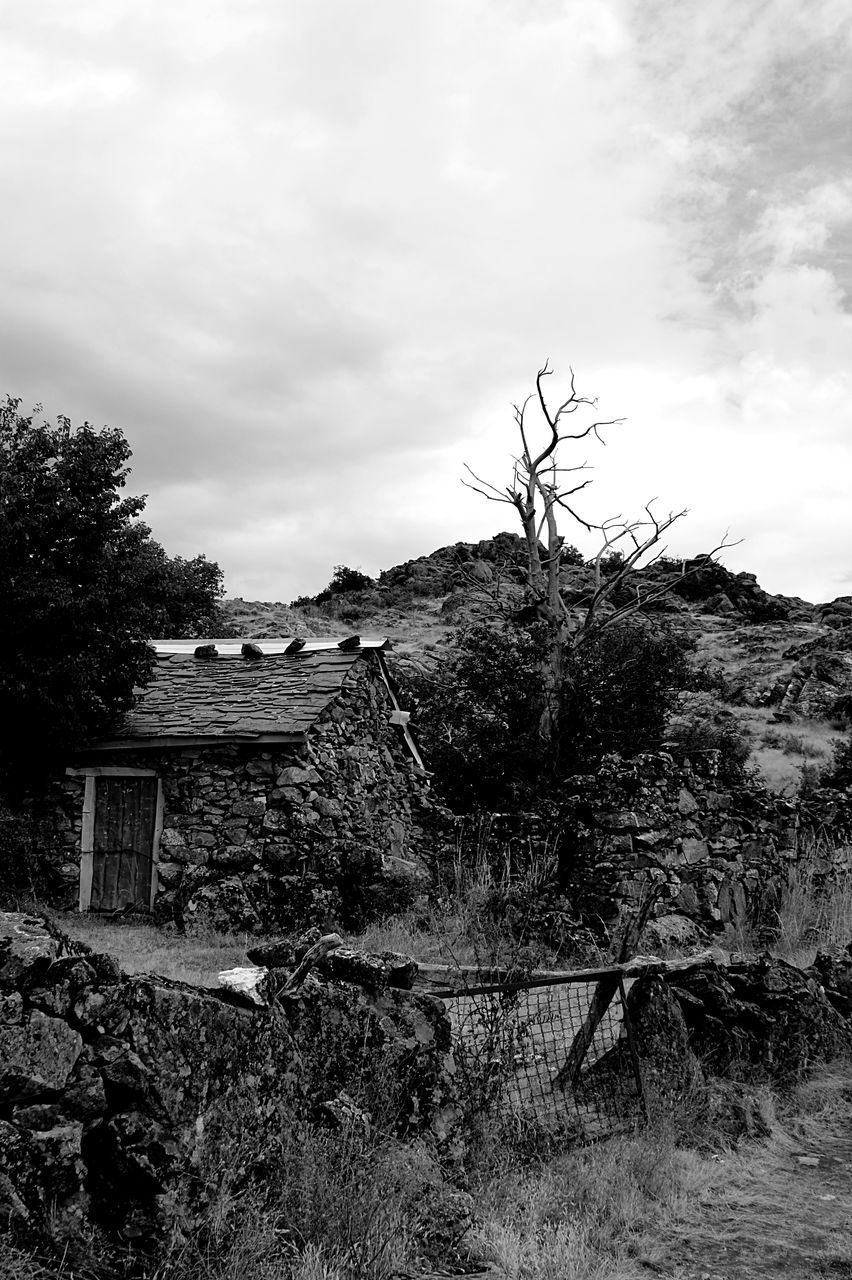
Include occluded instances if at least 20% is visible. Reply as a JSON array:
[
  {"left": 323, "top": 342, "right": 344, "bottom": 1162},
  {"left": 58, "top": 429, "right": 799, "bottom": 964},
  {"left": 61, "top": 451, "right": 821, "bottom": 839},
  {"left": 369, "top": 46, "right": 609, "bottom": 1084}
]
[{"left": 219, "top": 533, "right": 852, "bottom": 794}]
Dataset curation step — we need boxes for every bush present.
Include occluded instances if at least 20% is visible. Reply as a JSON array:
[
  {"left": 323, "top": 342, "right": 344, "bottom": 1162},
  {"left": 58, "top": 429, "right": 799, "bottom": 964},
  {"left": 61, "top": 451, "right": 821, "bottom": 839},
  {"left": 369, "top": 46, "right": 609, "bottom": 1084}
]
[
  {"left": 665, "top": 694, "right": 752, "bottom": 783},
  {"left": 289, "top": 565, "right": 375, "bottom": 610},
  {"left": 328, "top": 565, "right": 375, "bottom": 595},
  {"left": 560, "top": 620, "right": 694, "bottom": 772},
  {"left": 398, "top": 623, "right": 549, "bottom": 811},
  {"left": 0, "top": 804, "right": 65, "bottom": 907},
  {"left": 403, "top": 619, "right": 696, "bottom": 810},
  {"left": 820, "top": 736, "right": 852, "bottom": 791}
]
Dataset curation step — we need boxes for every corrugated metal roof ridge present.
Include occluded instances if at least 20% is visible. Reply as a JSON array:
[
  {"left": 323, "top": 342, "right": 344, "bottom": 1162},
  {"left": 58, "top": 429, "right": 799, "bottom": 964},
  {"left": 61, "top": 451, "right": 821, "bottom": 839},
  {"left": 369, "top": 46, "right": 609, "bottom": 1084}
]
[{"left": 153, "top": 637, "right": 391, "bottom": 654}]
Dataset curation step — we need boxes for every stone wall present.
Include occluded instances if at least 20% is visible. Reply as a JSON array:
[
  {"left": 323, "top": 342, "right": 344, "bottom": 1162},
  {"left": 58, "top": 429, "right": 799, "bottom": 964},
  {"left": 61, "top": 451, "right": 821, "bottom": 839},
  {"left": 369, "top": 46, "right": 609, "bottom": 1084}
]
[
  {"left": 54, "top": 658, "right": 432, "bottom": 932},
  {"left": 621, "top": 952, "right": 852, "bottom": 1140},
  {"left": 0, "top": 912, "right": 457, "bottom": 1259},
  {"left": 453, "top": 751, "right": 852, "bottom": 941}
]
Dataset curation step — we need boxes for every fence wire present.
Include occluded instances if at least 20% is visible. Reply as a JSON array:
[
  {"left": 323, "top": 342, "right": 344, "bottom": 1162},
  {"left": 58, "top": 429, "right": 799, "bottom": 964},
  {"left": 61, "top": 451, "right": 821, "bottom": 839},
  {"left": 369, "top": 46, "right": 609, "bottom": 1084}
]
[{"left": 432, "top": 969, "right": 645, "bottom": 1143}]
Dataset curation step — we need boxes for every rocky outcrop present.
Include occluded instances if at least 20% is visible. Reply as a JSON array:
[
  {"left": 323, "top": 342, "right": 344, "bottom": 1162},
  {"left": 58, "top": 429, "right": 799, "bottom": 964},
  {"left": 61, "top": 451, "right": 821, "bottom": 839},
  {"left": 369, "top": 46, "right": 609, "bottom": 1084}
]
[
  {"left": 663, "top": 955, "right": 852, "bottom": 1080},
  {"left": 0, "top": 912, "right": 457, "bottom": 1260},
  {"left": 772, "top": 626, "right": 852, "bottom": 719}
]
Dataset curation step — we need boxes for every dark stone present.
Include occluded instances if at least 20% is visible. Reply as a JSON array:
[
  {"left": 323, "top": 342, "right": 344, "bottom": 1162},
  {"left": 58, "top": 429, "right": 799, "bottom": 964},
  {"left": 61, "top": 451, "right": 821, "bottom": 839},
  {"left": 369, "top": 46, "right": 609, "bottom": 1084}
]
[
  {"left": 0, "top": 1010, "right": 83, "bottom": 1104},
  {"left": 319, "top": 948, "right": 418, "bottom": 991},
  {"left": 626, "top": 975, "right": 705, "bottom": 1103},
  {"left": 179, "top": 876, "right": 263, "bottom": 936},
  {"left": 809, "top": 942, "right": 852, "bottom": 1016}
]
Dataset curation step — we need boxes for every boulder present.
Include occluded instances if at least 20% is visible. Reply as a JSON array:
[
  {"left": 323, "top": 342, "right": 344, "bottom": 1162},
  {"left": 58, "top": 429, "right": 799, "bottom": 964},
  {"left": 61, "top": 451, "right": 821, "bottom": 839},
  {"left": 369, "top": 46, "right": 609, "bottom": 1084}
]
[
  {"left": 810, "top": 942, "right": 852, "bottom": 1016},
  {"left": 0, "top": 1010, "right": 83, "bottom": 1104},
  {"left": 668, "top": 957, "right": 852, "bottom": 1081}
]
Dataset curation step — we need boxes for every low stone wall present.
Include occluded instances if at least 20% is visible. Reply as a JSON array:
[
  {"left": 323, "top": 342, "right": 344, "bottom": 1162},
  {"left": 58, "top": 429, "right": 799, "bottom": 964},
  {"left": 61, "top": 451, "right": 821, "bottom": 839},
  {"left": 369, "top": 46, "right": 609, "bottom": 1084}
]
[
  {"left": 0, "top": 913, "right": 456, "bottom": 1258},
  {"left": 453, "top": 751, "right": 852, "bottom": 940},
  {"left": 624, "top": 951, "right": 852, "bottom": 1137}
]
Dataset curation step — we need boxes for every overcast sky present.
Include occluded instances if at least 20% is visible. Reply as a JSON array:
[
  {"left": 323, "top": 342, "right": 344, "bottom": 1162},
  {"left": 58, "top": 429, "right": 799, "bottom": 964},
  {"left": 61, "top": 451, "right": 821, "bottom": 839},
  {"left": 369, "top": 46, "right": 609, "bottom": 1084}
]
[{"left": 2, "top": 1, "right": 851, "bottom": 604}]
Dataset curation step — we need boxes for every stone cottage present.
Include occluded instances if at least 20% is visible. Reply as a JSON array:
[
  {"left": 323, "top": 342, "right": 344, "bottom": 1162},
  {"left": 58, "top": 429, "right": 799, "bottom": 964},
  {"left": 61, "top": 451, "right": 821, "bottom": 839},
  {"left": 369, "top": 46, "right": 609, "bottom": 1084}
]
[{"left": 57, "top": 638, "right": 429, "bottom": 932}]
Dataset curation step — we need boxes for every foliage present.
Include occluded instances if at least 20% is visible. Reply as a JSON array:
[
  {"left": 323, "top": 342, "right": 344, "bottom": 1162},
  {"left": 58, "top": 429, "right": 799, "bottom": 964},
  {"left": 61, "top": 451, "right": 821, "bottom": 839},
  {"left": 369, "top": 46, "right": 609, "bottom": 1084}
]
[
  {"left": 404, "top": 619, "right": 695, "bottom": 809},
  {"left": 560, "top": 620, "right": 694, "bottom": 773},
  {"left": 400, "top": 623, "right": 549, "bottom": 810},
  {"left": 328, "top": 564, "right": 375, "bottom": 594},
  {"left": 665, "top": 693, "right": 752, "bottom": 784},
  {"left": 0, "top": 397, "right": 224, "bottom": 788},
  {"left": 0, "top": 803, "right": 65, "bottom": 907},
  {"left": 820, "top": 736, "right": 852, "bottom": 791},
  {"left": 129, "top": 542, "right": 226, "bottom": 639}
]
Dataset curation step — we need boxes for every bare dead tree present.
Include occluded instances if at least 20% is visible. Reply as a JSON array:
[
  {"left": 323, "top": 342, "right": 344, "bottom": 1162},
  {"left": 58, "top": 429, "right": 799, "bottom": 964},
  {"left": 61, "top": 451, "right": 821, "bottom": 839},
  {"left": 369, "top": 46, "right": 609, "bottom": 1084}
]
[{"left": 464, "top": 361, "right": 737, "bottom": 748}]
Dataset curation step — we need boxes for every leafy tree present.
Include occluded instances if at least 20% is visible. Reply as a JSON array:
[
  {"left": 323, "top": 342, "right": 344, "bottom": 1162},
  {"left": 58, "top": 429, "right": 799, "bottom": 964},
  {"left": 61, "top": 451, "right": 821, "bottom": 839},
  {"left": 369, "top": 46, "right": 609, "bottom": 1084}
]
[
  {"left": 0, "top": 397, "right": 224, "bottom": 788},
  {"left": 126, "top": 539, "right": 227, "bottom": 638},
  {"left": 402, "top": 618, "right": 694, "bottom": 810}
]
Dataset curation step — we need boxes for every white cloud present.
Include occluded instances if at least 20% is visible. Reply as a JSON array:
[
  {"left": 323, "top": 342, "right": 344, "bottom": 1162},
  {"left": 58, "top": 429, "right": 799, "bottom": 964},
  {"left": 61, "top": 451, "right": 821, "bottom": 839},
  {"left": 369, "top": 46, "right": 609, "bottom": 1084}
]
[{"left": 0, "top": 0, "right": 850, "bottom": 604}]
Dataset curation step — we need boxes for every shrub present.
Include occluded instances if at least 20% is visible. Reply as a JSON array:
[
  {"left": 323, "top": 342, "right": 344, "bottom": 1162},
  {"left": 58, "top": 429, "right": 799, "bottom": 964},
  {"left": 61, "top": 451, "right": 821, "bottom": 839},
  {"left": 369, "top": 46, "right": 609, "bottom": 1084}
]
[
  {"left": 402, "top": 619, "right": 696, "bottom": 809},
  {"left": 560, "top": 620, "right": 694, "bottom": 772},
  {"left": 399, "top": 623, "right": 549, "bottom": 811},
  {"left": 820, "top": 736, "right": 852, "bottom": 791},
  {"left": 665, "top": 693, "right": 752, "bottom": 783},
  {"left": 0, "top": 803, "right": 65, "bottom": 907},
  {"left": 328, "top": 565, "right": 375, "bottom": 595}
]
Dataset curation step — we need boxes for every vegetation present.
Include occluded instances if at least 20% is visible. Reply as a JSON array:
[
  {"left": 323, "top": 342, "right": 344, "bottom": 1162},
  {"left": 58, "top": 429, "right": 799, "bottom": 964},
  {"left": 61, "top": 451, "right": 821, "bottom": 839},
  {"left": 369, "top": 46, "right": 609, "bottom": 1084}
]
[
  {"left": 401, "top": 617, "right": 696, "bottom": 809},
  {"left": 463, "top": 362, "right": 734, "bottom": 754},
  {"left": 291, "top": 564, "right": 376, "bottom": 608},
  {"left": 0, "top": 397, "right": 224, "bottom": 790},
  {"left": 821, "top": 735, "right": 852, "bottom": 790}
]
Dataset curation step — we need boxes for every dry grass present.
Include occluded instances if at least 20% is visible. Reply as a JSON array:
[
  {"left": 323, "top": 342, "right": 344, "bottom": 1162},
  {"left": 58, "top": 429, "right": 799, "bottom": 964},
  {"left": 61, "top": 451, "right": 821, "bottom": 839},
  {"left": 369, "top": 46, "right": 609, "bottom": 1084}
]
[
  {"left": 47, "top": 910, "right": 251, "bottom": 987},
  {"left": 465, "top": 1062, "right": 852, "bottom": 1280},
  {"left": 724, "top": 705, "right": 844, "bottom": 793},
  {"left": 469, "top": 1128, "right": 717, "bottom": 1280},
  {"left": 718, "top": 841, "right": 852, "bottom": 967},
  {"left": 771, "top": 850, "right": 852, "bottom": 966}
]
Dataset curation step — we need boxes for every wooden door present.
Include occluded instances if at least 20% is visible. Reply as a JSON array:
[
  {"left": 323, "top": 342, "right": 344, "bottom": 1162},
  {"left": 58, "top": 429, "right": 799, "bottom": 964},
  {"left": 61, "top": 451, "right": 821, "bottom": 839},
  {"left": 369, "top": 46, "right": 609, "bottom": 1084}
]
[{"left": 90, "top": 776, "right": 158, "bottom": 911}]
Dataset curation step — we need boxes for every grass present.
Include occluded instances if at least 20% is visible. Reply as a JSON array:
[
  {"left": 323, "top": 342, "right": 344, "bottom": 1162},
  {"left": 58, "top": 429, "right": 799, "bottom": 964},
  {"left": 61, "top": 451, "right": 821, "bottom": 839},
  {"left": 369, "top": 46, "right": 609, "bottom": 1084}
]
[
  {"left": 771, "top": 847, "right": 852, "bottom": 966},
  {"left": 717, "top": 838, "right": 852, "bottom": 967},
  {"left": 47, "top": 910, "right": 252, "bottom": 987},
  {"left": 13, "top": 849, "right": 852, "bottom": 1280},
  {"left": 11, "top": 1065, "right": 852, "bottom": 1280}
]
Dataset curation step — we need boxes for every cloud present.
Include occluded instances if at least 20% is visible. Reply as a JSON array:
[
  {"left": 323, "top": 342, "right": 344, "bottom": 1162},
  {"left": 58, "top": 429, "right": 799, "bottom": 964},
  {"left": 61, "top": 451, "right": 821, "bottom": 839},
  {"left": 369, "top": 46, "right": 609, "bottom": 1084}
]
[{"left": 0, "top": 0, "right": 849, "bottom": 603}]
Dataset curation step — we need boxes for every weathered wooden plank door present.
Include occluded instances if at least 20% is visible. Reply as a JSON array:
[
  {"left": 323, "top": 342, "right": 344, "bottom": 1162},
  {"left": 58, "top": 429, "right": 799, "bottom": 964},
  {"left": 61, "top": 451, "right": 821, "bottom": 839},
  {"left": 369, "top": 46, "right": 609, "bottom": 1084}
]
[{"left": 90, "top": 777, "right": 158, "bottom": 911}]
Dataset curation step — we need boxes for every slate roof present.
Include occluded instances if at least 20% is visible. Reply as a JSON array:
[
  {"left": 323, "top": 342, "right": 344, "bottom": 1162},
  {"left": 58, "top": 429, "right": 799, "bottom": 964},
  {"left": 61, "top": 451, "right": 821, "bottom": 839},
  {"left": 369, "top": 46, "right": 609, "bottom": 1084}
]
[{"left": 109, "top": 639, "right": 390, "bottom": 743}]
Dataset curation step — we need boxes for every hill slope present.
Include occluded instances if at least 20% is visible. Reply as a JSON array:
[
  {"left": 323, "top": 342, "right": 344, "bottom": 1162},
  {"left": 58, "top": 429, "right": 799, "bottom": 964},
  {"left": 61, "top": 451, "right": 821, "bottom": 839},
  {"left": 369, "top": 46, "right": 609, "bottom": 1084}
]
[{"left": 219, "top": 533, "right": 852, "bottom": 794}]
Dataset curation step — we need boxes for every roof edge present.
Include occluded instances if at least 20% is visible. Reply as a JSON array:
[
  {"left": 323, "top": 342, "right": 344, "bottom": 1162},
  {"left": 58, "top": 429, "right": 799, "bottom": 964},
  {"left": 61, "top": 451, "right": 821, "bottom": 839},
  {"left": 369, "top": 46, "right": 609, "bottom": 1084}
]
[{"left": 79, "top": 731, "right": 309, "bottom": 753}]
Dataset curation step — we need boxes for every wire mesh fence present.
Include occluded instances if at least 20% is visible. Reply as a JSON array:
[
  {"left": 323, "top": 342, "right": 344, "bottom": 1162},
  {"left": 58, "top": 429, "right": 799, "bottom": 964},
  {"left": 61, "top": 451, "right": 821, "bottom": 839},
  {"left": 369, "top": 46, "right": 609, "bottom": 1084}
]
[{"left": 430, "top": 967, "right": 645, "bottom": 1144}]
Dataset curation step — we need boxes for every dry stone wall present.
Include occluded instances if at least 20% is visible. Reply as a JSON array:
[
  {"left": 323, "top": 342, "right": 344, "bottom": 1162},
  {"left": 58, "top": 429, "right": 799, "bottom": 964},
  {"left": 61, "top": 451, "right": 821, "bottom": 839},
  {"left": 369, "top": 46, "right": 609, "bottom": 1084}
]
[
  {"left": 454, "top": 750, "right": 852, "bottom": 942},
  {"left": 0, "top": 912, "right": 457, "bottom": 1259},
  {"left": 54, "top": 660, "right": 432, "bottom": 932}
]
